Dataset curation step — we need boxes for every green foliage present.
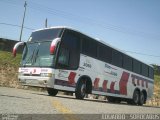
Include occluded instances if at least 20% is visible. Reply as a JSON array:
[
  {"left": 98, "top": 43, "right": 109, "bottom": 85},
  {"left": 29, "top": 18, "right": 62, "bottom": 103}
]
[
  {"left": 0, "top": 51, "right": 21, "bottom": 67},
  {"left": 152, "top": 64, "right": 160, "bottom": 76},
  {"left": 154, "top": 75, "right": 160, "bottom": 86}
]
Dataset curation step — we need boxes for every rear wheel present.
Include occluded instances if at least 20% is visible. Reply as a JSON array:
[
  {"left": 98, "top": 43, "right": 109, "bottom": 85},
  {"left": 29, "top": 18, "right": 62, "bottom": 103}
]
[
  {"left": 75, "top": 80, "right": 86, "bottom": 99},
  {"left": 138, "top": 92, "right": 145, "bottom": 106},
  {"left": 47, "top": 88, "right": 58, "bottom": 96},
  {"left": 132, "top": 90, "right": 140, "bottom": 105}
]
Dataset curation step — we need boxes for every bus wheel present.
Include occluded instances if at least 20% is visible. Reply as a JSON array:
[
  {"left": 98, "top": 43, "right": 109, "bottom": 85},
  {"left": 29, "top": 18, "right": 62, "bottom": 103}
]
[
  {"left": 132, "top": 90, "right": 140, "bottom": 105},
  {"left": 47, "top": 88, "right": 58, "bottom": 96},
  {"left": 75, "top": 80, "right": 86, "bottom": 99},
  {"left": 138, "top": 92, "right": 144, "bottom": 106}
]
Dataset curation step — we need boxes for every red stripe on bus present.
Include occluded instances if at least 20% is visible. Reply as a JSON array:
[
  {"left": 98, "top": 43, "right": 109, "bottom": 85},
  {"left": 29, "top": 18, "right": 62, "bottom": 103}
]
[
  {"left": 94, "top": 78, "right": 100, "bottom": 89},
  {"left": 119, "top": 71, "right": 130, "bottom": 95},
  {"left": 102, "top": 80, "right": 108, "bottom": 92},
  {"left": 68, "top": 72, "right": 76, "bottom": 85},
  {"left": 110, "top": 82, "right": 115, "bottom": 93}
]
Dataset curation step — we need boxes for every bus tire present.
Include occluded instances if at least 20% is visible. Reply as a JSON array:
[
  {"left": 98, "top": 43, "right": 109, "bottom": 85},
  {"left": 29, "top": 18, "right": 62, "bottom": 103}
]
[
  {"left": 138, "top": 92, "right": 145, "bottom": 106},
  {"left": 47, "top": 88, "right": 58, "bottom": 96},
  {"left": 75, "top": 79, "right": 86, "bottom": 100},
  {"left": 132, "top": 90, "right": 140, "bottom": 105}
]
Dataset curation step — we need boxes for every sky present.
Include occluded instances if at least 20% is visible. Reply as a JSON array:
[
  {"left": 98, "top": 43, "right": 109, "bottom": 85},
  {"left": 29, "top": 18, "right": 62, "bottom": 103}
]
[{"left": 0, "top": 0, "right": 160, "bottom": 65}]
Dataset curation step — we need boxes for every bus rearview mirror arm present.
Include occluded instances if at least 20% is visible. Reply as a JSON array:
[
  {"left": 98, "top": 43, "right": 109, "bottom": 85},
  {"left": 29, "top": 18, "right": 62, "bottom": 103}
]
[
  {"left": 50, "top": 38, "right": 61, "bottom": 55},
  {"left": 13, "top": 41, "right": 25, "bottom": 57}
]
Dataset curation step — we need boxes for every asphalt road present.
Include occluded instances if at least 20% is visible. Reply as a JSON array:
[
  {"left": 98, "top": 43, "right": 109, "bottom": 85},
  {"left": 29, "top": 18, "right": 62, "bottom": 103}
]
[{"left": 0, "top": 87, "right": 160, "bottom": 115}]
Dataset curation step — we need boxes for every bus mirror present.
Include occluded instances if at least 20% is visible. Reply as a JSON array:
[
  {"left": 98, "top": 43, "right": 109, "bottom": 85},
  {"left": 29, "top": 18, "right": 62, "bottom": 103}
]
[
  {"left": 50, "top": 38, "right": 60, "bottom": 55},
  {"left": 13, "top": 42, "right": 25, "bottom": 57}
]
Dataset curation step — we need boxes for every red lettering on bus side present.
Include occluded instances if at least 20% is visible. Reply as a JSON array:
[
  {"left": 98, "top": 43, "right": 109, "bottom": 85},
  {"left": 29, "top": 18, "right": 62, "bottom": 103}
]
[
  {"left": 68, "top": 72, "right": 76, "bottom": 85},
  {"left": 119, "top": 72, "right": 130, "bottom": 95}
]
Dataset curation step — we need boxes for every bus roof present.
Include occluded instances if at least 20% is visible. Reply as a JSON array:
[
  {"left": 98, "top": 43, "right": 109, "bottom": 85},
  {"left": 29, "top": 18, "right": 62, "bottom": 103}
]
[{"left": 33, "top": 26, "right": 153, "bottom": 68}]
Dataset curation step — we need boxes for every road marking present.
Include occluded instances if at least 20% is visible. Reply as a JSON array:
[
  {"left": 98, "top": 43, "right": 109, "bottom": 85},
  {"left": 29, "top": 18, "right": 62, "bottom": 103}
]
[
  {"left": 52, "top": 99, "right": 73, "bottom": 113},
  {"left": 52, "top": 98, "right": 80, "bottom": 120}
]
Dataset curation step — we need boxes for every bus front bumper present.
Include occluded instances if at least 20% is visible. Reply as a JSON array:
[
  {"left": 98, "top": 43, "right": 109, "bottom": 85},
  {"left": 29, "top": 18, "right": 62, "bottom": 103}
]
[{"left": 18, "top": 75, "right": 55, "bottom": 88}]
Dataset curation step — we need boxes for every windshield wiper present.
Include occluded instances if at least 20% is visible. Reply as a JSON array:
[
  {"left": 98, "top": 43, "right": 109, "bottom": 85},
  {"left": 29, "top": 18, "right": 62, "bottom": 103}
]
[
  {"left": 24, "top": 49, "right": 36, "bottom": 66},
  {"left": 33, "top": 49, "right": 40, "bottom": 66}
]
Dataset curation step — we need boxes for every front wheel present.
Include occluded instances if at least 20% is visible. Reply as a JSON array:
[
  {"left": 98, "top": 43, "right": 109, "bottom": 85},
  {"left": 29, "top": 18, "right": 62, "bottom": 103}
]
[
  {"left": 47, "top": 88, "right": 58, "bottom": 96},
  {"left": 75, "top": 80, "right": 86, "bottom": 99}
]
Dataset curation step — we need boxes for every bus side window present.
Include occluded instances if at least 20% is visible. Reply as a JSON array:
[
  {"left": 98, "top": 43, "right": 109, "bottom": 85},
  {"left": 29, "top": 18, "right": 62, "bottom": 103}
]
[
  {"left": 123, "top": 55, "right": 132, "bottom": 71},
  {"left": 149, "top": 67, "right": 154, "bottom": 79},
  {"left": 57, "top": 30, "right": 80, "bottom": 70},
  {"left": 58, "top": 48, "right": 69, "bottom": 67},
  {"left": 82, "top": 37, "right": 97, "bottom": 58},
  {"left": 112, "top": 50, "right": 123, "bottom": 68},
  {"left": 141, "top": 63, "right": 149, "bottom": 77},
  {"left": 133, "top": 59, "right": 141, "bottom": 74}
]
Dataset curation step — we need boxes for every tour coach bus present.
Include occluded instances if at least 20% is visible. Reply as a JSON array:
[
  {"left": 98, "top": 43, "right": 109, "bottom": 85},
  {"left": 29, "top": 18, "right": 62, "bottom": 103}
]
[{"left": 13, "top": 26, "right": 154, "bottom": 105}]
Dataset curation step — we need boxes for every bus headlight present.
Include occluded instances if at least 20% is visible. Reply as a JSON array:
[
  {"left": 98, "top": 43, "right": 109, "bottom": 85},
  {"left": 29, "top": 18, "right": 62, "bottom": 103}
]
[{"left": 40, "top": 73, "right": 53, "bottom": 77}]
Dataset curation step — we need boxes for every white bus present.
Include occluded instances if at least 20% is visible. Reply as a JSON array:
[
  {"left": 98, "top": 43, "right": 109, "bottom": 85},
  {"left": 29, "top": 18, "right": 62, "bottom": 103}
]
[{"left": 13, "top": 26, "right": 154, "bottom": 105}]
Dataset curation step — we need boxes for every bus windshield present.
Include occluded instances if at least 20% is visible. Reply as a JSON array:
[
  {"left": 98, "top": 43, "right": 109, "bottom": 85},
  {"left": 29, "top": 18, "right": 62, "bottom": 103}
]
[
  {"left": 21, "top": 28, "right": 63, "bottom": 67},
  {"left": 21, "top": 41, "right": 55, "bottom": 67}
]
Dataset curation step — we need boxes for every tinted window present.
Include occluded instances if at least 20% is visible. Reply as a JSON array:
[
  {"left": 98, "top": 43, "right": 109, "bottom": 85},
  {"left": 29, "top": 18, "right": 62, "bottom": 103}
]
[
  {"left": 82, "top": 37, "right": 97, "bottom": 58},
  {"left": 30, "top": 28, "right": 62, "bottom": 42},
  {"left": 22, "top": 42, "right": 54, "bottom": 67},
  {"left": 112, "top": 50, "right": 123, "bottom": 67},
  {"left": 133, "top": 60, "right": 141, "bottom": 74},
  {"left": 123, "top": 55, "right": 132, "bottom": 71},
  {"left": 57, "top": 30, "right": 80, "bottom": 69},
  {"left": 141, "top": 64, "right": 148, "bottom": 77},
  {"left": 98, "top": 44, "right": 112, "bottom": 63},
  {"left": 149, "top": 67, "right": 154, "bottom": 79}
]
